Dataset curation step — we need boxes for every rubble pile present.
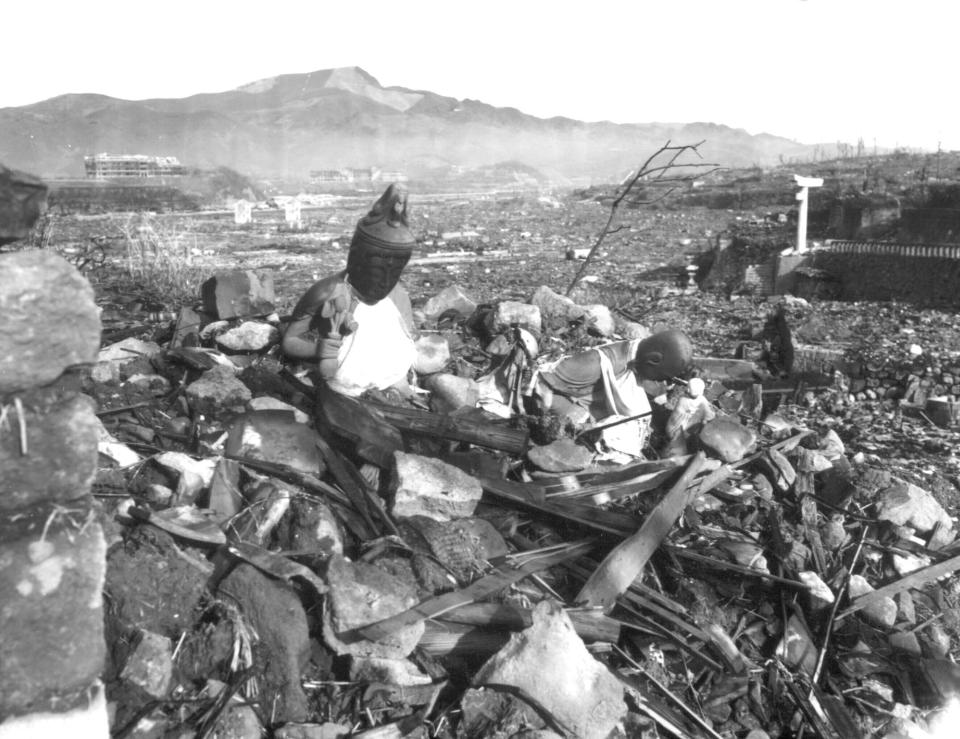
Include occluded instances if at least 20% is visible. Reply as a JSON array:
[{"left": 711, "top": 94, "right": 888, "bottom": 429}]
[{"left": 43, "top": 266, "right": 957, "bottom": 739}]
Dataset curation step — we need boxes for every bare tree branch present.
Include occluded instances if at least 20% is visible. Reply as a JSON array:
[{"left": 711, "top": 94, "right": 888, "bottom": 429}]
[{"left": 565, "top": 141, "right": 720, "bottom": 296}]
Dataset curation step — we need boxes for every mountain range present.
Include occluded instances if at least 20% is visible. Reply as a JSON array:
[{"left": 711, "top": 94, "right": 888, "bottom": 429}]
[{"left": 0, "top": 66, "right": 823, "bottom": 184}]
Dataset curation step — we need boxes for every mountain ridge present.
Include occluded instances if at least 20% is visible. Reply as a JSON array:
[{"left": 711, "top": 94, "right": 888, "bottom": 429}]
[{"left": 0, "top": 66, "right": 821, "bottom": 182}]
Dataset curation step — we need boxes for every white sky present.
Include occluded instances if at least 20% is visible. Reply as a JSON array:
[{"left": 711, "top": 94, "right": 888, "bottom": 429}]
[{"left": 6, "top": 0, "right": 958, "bottom": 151}]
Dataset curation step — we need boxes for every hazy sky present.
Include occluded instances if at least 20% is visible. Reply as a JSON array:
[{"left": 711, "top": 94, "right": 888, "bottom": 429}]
[{"left": 6, "top": 0, "right": 958, "bottom": 151}]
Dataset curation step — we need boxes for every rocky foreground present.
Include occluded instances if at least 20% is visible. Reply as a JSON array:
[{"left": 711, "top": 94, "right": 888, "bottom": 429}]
[{"left": 3, "top": 248, "right": 960, "bottom": 739}]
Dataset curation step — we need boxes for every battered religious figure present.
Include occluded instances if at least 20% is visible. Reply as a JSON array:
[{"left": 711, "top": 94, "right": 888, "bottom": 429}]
[{"left": 282, "top": 183, "right": 417, "bottom": 396}]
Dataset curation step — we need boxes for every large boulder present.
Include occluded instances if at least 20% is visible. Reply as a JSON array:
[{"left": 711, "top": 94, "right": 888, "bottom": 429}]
[{"left": 0, "top": 250, "right": 100, "bottom": 394}]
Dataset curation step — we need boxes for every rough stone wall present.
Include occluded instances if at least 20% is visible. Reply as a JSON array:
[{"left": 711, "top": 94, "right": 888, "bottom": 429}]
[{"left": 0, "top": 242, "right": 107, "bottom": 732}]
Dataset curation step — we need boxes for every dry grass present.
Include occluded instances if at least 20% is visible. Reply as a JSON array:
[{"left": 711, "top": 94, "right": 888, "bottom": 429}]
[{"left": 117, "top": 214, "right": 212, "bottom": 306}]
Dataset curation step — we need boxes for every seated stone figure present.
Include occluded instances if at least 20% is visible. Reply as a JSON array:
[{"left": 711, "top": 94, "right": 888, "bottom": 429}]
[
  {"left": 282, "top": 183, "right": 417, "bottom": 397},
  {"left": 530, "top": 329, "right": 694, "bottom": 456}
]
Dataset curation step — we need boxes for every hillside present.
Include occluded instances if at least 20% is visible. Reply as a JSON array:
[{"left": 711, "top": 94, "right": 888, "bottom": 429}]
[{"left": 0, "top": 66, "right": 824, "bottom": 182}]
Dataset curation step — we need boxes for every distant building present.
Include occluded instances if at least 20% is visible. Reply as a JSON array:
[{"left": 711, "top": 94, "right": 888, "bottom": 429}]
[
  {"left": 309, "top": 166, "right": 407, "bottom": 185},
  {"left": 84, "top": 154, "right": 185, "bottom": 179}
]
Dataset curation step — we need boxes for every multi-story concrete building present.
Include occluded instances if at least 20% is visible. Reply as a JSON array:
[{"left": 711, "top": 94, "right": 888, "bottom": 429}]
[{"left": 84, "top": 154, "right": 185, "bottom": 179}]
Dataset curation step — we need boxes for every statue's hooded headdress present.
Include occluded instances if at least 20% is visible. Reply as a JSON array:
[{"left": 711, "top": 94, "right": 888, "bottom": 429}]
[{"left": 346, "top": 183, "right": 416, "bottom": 303}]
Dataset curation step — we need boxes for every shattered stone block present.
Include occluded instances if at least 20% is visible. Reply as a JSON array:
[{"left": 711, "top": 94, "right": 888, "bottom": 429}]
[
  {"left": 422, "top": 285, "right": 478, "bottom": 321},
  {"left": 184, "top": 364, "right": 252, "bottom": 418},
  {"left": 426, "top": 373, "right": 481, "bottom": 414},
  {"left": 875, "top": 479, "right": 954, "bottom": 536},
  {"left": 848, "top": 574, "right": 897, "bottom": 629},
  {"left": 391, "top": 452, "right": 483, "bottom": 521},
  {"left": 215, "top": 321, "right": 280, "bottom": 352},
  {"left": 486, "top": 300, "right": 542, "bottom": 337},
  {"left": 472, "top": 600, "right": 627, "bottom": 739},
  {"left": 0, "top": 513, "right": 107, "bottom": 718},
  {"left": 0, "top": 249, "right": 100, "bottom": 394},
  {"left": 224, "top": 410, "right": 326, "bottom": 475},
  {"left": 90, "top": 337, "right": 162, "bottom": 384},
  {"left": 530, "top": 285, "right": 586, "bottom": 327},
  {"left": 322, "top": 554, "right": 424, "bottom": 659},
  {"left": 201, "top": 270, "right": 276, "bottom": 319},
  {"left": 0, "top": 394, "right": 99, "bottom": 512},
  {"left": 698, "top": 417, "right": 758, "bottom": 463},
  {"left": 120, "top": 630, "right": 174, "bottom": 699}
]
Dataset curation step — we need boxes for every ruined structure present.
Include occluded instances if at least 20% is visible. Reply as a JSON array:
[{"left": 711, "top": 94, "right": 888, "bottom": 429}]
[{"left": 84, "top": 154, "right": 185, "bottom": 179}]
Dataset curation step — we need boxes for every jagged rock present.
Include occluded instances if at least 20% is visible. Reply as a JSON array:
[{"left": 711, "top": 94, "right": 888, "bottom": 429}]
[
  {"left": 799, "top": 571, "right": 835, "bottom": 611},
  {"left": 215, "top": 321, "right": 279, "bottom": 352},
  {"left": 527, "top": 437, "right": 595, "bottom": 473},
  {"left": 413, "top": 334, "right": 451, "bottom": 374},
  {"left": 207, "top": 458, "right": 242, "bottom": 520},
  {"left": 422, "top": 285, "right": 477, "bottom": 321},
  {"left": 0, "top": 249, "right": 100, "bottom": 394},
  {"left": 322, "top": 555, "right": 424, "bottom": 659},
  {"left": 95, "top": 415, "right": 142, "bottom": 468},
  {"left": 0, "top": 394, "right": 99, "bottom": 512},
  {"left": 201, "top": 270, "right": 276, "bottom": 319},
  {"left": 875, "top": 479, "right": 955, "bottom": 537},
  {"left": 224, "top": 410, "right": 326, "bottom": 475},
  {"left": 848, "top": 574, "right": 897, "bottom": 628},
  {"left": 583, "top": 304, "right": 615, "bottom": 336},
  {"left": 529, "top": 285, "right": 586, "bottom": 327},
  {"left": 274, "top": 722, "right": 353, "bottom": 739},
  {"left": 0, "top": 164, "right": 47, "bottom": 245},
  {"left": 348, "top": 656, "right": 432, "bottom": 686},
  {"left": 120, "top": 630, "right": 174, "bottom": 699},
  {"left": 275, "top": 497, "right": 344, "bottom": 557},
  {"left": 425, "top": 373, "right": 481, "bottom": 413},
  {"left": 210, "top": 701, "right": 263, "bottom": 739},
  {"left": 391, "top": 452, "right": 483, "bottom": 521},
  {"left": 485, "top": 327, "right": 538, "bottom": 358},
  {"left": 153, "top": 452, "right": 217, "bottom": 488},
  {"left": 472, "top": 600, "right": 627, "bottom": 739},
  {"left": 0, "top": 515, "right": 107, "bottom": 717},
  {"left": 819, "top": 428, "right": 846, "bottom": 459},
  {"left": 698, "top": 418, "right": 757, "bottom": 463},
  {"left": 90, "top": 337, "right": 162, "bottom": 384},
  {"left": 124, "top": 373, "right": 171, "bottom": 395},
  {"left": 185, "top": 365, "right": 252, "bottom": 418},
  {"left": 775, "top": 614, "right": 818, "bottom": 674},
  {"left": 889, "top": 631, "right": 923, "bottom": 656},
  {"left": 218, "top": 563, "right": 310, "bottom": 723},
  {"left": 486, "top": 300, "right": 542, "bottom": 337},
  {"left": 247, "top": 396, "right": 310, "bottom": 423},
  {"left": 821, "top": 518, "right": 849, "bottom": 550}
]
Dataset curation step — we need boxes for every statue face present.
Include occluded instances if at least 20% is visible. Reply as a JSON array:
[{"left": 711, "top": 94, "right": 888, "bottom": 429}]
[{"left": 347, "top": 248, "right": 410, "bottom": 303}]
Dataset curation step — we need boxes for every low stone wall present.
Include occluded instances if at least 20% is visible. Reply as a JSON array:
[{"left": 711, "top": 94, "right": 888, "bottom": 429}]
[{"left": 0, "top": 249, "right": 107, "bottom": 735}]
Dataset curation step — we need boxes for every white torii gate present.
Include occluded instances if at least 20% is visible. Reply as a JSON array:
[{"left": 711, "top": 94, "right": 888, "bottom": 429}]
[{"left": 793, "top": 174, "right": 823, "bottom": 253}]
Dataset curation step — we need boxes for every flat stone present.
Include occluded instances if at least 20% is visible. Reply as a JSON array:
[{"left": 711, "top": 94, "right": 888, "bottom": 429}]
[
  {"left": 0, "top": 250, "right": 100, "bottom": 394},
  {"left": 0, "top": 394, "right": 99, "bottom": 512},
  {"left": 201, "top": 270, "right": 276, "bottom": 319},
  {"left": 413, "top": 334, "right": 451, "bottom": 374},
  {"left": 90, "top": 338, "right": 162, "bottom": 384},
  {"left": 473, "top": 600, "right": 627, "bottom": 739},
  {"left": 218, "top": 563, "right": 310, "bottom": 723},
  {"left": 0, "top": 512, "right": 107, "bottom": 717},
  {"left": 426, "top": 373, "right": 480, "bottom": 415},
  {"left": 185, "top": 365, "right": 252, "bottom": 418},
  {"left": 848, "top": 574, "right": 897, "bottom": 629},
  {"left": 422, "top": 285, "right": 477, "bottom": 321},
  {"left": 120, "top": 631, "right": 173, "bottom": 699},
  {"left": 775, "top": 614, "right": 818, "bottom": 675},
  {"left": 799, "top": 571, "right": 834, "bottom": 611},
  {"left": 322, "top": 554, "right": 424, "bottom": 659},
  {"left": 889, "top": 631, "right": 923, "bottom": 656},
  {"left": 215, "top": 321, "right": 279, "bottom": 352},
  {"left": 698, "top": 418, "right": 757, "bottom": 463},
  {"left": 583, "top": 304, "right": 615, "bottom": 337},
  {"left": 391, "top": 452, "right": 483, "bottom": 521},
  {"left": 486, "top": 300, "right": 542, "bottom": 337},
  {"left": 529, "top": 285, "right": 586, "bottom": 328},
  {"left": 224, "top": 410, "right": 326, "bottom": 476},
  {"left": 527, "top": 437, "right": 595, "bottom": 473},
  {"left": 247, "top": 396, "right": 310, "bottom": 423},
  {"left": 0, "top": 681, "right": 109, "bottom": 738},
  {"left": 348, "top": 656, "right": 432, "bottom": 686},
  {"left": 875, "top": 479, "right": 954, "bottom": 536}
]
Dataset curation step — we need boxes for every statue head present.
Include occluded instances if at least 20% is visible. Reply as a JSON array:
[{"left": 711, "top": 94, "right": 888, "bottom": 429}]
[
  {"left": 631, "top": 329, "right": 694, "bottom": 382},
  {"left": 346, "top": 183, "right": 416, "bottom": 303}
]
